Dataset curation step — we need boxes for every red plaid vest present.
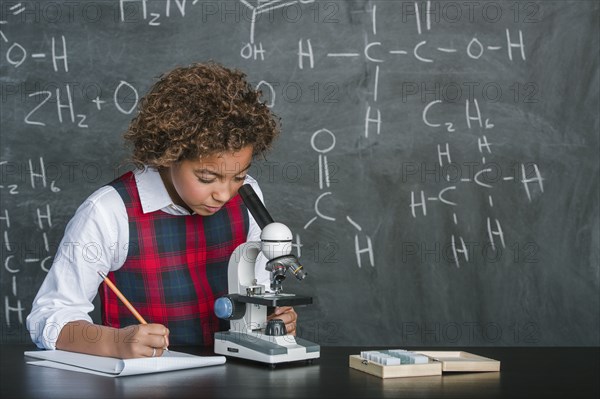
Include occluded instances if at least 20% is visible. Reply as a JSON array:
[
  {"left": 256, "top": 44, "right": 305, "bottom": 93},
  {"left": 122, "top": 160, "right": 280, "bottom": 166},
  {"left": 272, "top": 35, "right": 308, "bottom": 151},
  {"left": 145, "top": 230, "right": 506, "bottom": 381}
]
[{"left": 99, "top": 172, "right": 249, "bottom": 345}]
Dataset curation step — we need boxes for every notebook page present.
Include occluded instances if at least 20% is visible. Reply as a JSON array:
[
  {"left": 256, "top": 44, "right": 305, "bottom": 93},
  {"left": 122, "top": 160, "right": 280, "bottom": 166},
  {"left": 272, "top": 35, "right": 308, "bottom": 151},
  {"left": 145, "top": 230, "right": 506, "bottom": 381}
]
[
  {"left": 119, "top": 351, "right": 225, "bottom": 376},
  {"left": 25, "top": 350, "right": 123, "bottom": 374},
  {"left": 25, "top": 350, "right": 226, "bottom": 377}
]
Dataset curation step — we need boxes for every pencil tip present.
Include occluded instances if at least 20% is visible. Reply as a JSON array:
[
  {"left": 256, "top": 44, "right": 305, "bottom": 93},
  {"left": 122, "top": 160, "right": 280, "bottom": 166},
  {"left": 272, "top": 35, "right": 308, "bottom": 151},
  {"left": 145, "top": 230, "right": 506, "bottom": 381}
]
[{"left": 97, "top": 270, "right": 107, "bottom": 279}]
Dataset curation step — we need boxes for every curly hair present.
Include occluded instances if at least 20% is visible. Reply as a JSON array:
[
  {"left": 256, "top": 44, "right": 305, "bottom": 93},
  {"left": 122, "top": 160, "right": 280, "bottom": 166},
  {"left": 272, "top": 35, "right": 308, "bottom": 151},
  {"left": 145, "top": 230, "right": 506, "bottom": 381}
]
[{"left": 124, "top": 62, "right": 280, "bottom": 169}]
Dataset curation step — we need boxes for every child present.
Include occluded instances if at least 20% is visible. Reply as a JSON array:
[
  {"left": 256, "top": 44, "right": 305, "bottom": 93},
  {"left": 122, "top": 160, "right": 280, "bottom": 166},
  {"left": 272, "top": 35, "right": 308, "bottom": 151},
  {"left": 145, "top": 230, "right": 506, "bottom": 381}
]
[{"left": 26, "top": 62, "right": 297, "bottom": 359}]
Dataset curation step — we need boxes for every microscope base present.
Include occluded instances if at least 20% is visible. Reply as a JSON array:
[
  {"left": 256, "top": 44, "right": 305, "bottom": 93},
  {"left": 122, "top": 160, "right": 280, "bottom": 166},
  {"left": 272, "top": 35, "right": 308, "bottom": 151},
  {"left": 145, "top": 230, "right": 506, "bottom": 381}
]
[{"left": 214, "top": 331, "right": 320, "bottom": 364}]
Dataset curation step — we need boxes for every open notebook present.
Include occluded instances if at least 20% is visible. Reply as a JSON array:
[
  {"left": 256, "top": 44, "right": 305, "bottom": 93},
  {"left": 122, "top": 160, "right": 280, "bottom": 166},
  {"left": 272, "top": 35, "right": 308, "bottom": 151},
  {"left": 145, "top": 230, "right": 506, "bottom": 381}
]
[{"left": 25, "top": 350, "right": 226, "bottom": 377}]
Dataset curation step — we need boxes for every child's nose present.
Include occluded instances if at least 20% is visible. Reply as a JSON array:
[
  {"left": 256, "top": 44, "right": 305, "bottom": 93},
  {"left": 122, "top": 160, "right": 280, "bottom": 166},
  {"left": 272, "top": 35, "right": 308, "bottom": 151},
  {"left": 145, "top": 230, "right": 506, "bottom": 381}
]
[{"left": 212, "top": 182, "right": 234, "bottom": 203}]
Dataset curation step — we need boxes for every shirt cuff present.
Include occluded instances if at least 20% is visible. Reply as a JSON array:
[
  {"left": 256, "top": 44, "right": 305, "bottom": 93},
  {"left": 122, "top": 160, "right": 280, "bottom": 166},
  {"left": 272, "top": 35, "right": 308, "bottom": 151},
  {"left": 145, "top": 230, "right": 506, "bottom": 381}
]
[{"left": 29, "top": 309, "right": 93, "bottom": 350}]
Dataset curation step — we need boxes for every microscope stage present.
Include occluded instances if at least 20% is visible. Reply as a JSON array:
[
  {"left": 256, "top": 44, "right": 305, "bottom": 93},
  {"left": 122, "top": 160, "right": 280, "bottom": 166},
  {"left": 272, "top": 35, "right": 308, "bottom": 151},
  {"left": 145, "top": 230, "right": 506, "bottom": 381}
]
[{"left": 237, "top": 293, "right": 313, "bottom": 307}]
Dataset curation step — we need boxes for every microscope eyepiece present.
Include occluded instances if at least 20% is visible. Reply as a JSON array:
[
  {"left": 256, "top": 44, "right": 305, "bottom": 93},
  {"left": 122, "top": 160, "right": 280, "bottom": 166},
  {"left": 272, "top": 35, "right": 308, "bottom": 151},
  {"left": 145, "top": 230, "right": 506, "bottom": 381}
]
[{"left": 239, "top": 184, "right": 274, "bottom": 229}]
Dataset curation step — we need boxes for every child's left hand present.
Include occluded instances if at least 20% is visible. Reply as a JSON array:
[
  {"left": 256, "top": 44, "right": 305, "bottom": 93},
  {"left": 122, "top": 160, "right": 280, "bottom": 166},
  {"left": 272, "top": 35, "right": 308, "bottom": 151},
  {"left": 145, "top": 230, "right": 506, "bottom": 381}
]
[{"left": 267, "top": 306, "right": 297, "bottom": 335}]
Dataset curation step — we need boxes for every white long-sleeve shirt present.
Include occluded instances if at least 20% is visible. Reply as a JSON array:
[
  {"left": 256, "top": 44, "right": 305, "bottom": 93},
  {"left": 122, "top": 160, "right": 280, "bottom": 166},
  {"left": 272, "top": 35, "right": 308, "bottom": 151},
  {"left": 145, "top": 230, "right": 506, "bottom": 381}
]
[{"left": 26, "top": 167, "right": 269, "bottom": 349}]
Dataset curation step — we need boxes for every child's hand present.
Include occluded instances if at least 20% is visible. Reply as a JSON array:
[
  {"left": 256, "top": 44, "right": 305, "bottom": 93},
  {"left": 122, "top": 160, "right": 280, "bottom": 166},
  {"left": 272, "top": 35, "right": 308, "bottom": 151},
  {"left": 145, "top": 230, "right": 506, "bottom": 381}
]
[
  {"left": 267, "top": 306, "right": 297, "bottom": 336},
  {"left": 117, "top": 323, "right": 170, "bottom": 359}
]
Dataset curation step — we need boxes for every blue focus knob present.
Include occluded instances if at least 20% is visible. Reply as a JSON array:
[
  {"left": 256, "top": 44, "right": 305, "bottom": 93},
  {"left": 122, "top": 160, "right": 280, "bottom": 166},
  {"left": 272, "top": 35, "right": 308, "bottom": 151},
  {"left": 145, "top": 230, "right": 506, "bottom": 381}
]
[
  {"left": 214, "top": 295, "right": 246, "bottom": 320},
  {"left": 214, "top": 297, "right": 233, "bottom": 319}
]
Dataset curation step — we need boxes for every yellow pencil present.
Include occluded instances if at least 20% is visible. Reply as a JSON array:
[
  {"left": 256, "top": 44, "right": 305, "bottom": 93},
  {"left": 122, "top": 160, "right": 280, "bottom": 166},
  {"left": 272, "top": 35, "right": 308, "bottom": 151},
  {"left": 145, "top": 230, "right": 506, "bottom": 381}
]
[
  {"left": 98, "top": 271, "right": 169, "bottom": 351},
  {"left": 98, "top": 271, "right": 147, "bottom": 324}
]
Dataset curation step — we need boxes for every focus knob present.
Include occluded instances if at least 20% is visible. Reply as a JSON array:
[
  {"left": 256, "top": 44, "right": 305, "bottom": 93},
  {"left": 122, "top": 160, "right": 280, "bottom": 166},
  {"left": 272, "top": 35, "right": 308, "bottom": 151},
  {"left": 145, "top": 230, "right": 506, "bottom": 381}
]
[
  {"left": 265, "top": 319, "right": 287, "bottom": 336},
  {"left": 214, "top": 295, "right": 246, "bottom": 320}
]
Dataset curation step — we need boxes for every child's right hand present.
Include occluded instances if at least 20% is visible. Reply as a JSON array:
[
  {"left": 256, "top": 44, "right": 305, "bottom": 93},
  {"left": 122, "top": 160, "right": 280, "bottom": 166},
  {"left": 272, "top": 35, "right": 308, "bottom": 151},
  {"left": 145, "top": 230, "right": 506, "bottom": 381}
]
[{"left": 117, "top": 323, "right": 170, "bottom": 359}]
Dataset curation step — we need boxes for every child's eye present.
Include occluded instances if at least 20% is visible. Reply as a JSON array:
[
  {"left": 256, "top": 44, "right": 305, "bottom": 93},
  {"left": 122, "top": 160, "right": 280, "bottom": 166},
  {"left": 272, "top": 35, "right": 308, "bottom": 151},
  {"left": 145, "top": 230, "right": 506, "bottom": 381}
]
[
  {"left": 234, "top": 175, "right": 247, "bottom": 182},
  {"left": 198, "top": 177, "right": 215, "bottom": 184}
]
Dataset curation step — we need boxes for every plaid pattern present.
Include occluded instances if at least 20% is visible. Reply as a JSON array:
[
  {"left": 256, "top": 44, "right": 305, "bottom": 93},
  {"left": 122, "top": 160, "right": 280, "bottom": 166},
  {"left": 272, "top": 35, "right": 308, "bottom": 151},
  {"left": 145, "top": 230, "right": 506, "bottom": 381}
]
[{"left": 99, "top": 172, "right": 249, "bottom": 345}]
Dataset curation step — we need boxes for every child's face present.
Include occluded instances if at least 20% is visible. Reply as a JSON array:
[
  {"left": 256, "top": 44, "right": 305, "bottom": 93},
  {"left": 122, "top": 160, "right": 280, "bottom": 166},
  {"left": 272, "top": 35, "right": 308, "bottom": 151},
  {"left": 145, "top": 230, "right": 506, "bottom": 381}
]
[{"left": 165, "top": 145, "right": 253, "bottom": 216}]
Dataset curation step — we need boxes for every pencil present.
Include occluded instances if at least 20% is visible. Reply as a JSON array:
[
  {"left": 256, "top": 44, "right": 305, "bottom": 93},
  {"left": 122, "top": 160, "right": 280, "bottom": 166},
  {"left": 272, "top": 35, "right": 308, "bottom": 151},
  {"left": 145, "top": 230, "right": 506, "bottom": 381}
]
[
  {"left": 98, "top": 271, "right": 169, "bottom": 351},
  {"left": 98, "top": 270, "right": 148, "bottom": 324}
]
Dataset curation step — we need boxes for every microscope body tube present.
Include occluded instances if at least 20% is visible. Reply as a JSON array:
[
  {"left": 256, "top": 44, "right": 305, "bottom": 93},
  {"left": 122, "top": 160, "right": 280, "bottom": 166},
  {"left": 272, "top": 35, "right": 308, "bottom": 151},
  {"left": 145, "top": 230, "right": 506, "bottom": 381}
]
[{"left": 239, "top": 184, "right": 274, "bottom": 229}]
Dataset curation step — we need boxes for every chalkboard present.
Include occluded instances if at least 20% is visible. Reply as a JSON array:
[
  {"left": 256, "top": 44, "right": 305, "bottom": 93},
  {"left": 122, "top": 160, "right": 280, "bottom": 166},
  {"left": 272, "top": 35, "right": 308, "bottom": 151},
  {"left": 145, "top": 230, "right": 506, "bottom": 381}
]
[{"left": 1, "top": 0, "right": 598, "bottom": 347}]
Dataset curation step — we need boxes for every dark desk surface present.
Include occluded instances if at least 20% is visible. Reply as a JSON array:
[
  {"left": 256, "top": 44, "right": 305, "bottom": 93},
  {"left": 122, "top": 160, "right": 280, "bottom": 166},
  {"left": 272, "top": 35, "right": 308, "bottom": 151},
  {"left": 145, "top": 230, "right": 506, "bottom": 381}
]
[{"left": 1, "top": 345, "right": 598, "bottom": 399}]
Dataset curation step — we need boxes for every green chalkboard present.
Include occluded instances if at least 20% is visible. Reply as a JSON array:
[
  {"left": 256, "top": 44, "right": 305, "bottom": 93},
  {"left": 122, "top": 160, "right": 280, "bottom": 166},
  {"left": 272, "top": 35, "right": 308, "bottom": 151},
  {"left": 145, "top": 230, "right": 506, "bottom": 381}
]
[{"left": 1, "top": 0, "right": 598, "bottom": 346}]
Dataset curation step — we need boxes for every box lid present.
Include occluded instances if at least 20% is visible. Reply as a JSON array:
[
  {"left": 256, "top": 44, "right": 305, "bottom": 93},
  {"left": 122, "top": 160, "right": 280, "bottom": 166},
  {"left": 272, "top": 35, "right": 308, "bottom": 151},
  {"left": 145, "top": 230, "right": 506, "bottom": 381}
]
[{"left": 414, "top": 351, "right": 500, "bottom": 372}]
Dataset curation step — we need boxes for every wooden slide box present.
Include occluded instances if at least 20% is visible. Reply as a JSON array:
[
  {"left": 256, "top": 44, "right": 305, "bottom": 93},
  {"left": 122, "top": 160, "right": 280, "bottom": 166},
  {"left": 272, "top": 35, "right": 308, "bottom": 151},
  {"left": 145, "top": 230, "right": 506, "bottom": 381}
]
[
  {"left": 348, "top": 355, "right": 442, "bottom": 378},
  {"left": 349, "top": 351, "right": 500, "bottom": 379}
]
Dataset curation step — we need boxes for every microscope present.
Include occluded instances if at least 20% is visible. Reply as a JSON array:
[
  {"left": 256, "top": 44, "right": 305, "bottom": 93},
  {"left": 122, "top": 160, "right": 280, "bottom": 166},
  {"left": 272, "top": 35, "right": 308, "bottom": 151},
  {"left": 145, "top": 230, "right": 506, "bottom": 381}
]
[{"left": 213, "top": 184, "right": 320, "bottom": 366}]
